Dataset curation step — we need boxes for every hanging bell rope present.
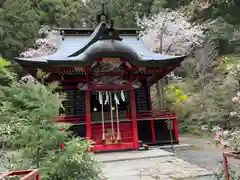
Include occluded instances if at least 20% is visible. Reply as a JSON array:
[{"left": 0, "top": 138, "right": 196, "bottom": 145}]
[
  {"left": 109, "top": 92, "right": 115, "bottom": 140},
  {"left": 121, "top": 90, "right": 125, "bottom": 102},
  {"left": 114, "top": 93, "right": 121, "bottom": 141},
  {"left": 99, "top": 91, "right": 105, "bottom": 141},
  {"left": 104, "top": 91, "right": 109, "bottom": 105}
]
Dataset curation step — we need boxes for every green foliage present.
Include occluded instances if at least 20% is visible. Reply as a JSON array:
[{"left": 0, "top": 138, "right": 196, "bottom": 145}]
[
  {"left": 0, "top": 63, "right": 100, "bottom": 179},
  {"left": 0, "top": 57, "right": 11, "bottom": 66},
  {"left": 41, "top": 139, "right": 100, "bottom": 180},
  {"left": 1, "top": 0, "right": 240, "bottom": 138},
  {"left": 1, "top": 0, "right": 240, "bottom": 59},
  {"left": 32, "top": 0, "right": 83, "bottom": 27},
  {"left": 182, "top": 0, "right": 240, "bottom": 24},
  {"left": 107, "top": 0, "right": 138, "bottom": 28},
  {"left": 206, "top": 20, "right": 235, "bottom": 41},
  {"left": 0, "top": 0, "right": 39, "bottom": 58},
  {"left": 0, "top": 0, "right": 157, "bottom": 58},
  {"left": 209, "top": 1, "right": 240, "bottom": 25},
  {"left": 0, "top": 0, "right": 89, "bottom": 58},
  {"left": 151, "top": 0, "right": 191, "bottom": 13},
  {"left": 164, "top": 84, "right": 188, "bottom": 109},
  {"left": 0, "top": 58, "right": 16, "bottom": 89},
  {"left": 230, "top": 131, "right": 240, "bottom": 152},
  {"left": 164, "top": 54, "right": 240, "bottom": 134},
  {"left": 150, "top": 0, "right": 168, "bottom": 13}
]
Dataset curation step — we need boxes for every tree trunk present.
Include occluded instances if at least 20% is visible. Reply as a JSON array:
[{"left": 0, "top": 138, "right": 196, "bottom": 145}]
[
  {"left": 156, "top": 79, "right": 164, "bottom": 109},
  {"left": 155, "top": 31, "right": 165, "bottom": 110}
]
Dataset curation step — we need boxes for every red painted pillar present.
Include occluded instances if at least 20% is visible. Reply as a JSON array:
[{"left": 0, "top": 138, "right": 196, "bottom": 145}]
[
  {"left": 130, "top": 88, "right": 139, "bottom": 150},
  {"left": 173, "top": 118, "right": 179, "bottom": 142},
  {"left": 148, "top": 86, "right": 156, "bottom": 142},
  {"left": 85, "top": 90, "right": 91, "bottom": 140},
  {"left": 60, "top": 127, "right": 65, "bottom": 149},
  {"left": 150, "top": 121, "right": 156, "bottom": 142}
]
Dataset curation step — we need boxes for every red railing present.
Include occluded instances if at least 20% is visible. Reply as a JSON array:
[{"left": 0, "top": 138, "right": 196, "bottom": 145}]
[
  {"left": 56, "top": 115, "right": 86, "bottom": 124},
  {"left": 0, "top": 169, "right": 40, "bottom": 180},
  {"left": 136, "top": 110, "right": 176, "bottom": 120},
  {"left": 222, "top": 152, "right": 240, "bottom": 180},
  {"left": 56, "top": 110, "right": 176, "bottom": 124}
]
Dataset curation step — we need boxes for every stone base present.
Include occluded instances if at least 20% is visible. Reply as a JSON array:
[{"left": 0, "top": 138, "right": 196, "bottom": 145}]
[{"left": 95, "top": 149, "right": 173, "bottom": 163}]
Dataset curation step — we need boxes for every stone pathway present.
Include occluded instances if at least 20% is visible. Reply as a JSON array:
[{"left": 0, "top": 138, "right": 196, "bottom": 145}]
[{"left": 99, "top": 155, "right": 213, "bottom": 180}]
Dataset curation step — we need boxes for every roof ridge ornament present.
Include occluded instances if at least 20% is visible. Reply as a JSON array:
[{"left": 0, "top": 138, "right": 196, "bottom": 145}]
[
  {"left": 99, "top": 19, "right": 123, "bottom": 41},
  {"left": 96, "top": 3, "right": 109, "bottom": 24}
]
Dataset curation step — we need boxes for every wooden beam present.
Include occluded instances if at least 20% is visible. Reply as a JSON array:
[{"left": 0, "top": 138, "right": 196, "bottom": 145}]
[
  {"left": 92, "top": 71, "right": 127, "bottom": 76},
  {"left": 63, "top": 78, "right": 88, "bottom": 82},
  {"left": 121, "top": 58, "right": 137, "bottom": 71},
  {"left": 148, "top": 65, "right": 179, "bottom": 86},
  {"left": 89, "top": 83, "right": 133, "bottom": 91}
]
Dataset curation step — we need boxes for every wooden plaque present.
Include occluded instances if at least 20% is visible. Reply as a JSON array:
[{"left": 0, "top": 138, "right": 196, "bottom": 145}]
[
  {"left": 167, "top": 120, "right": 174, "bottom": 130},
  {"left": 102, "top": 58, "right": 121, "bottom": 63},
  {"left": 74, "top": 67, "right": 84, "bottom": 71},
  {"left": 138, "top": 67, "right": 146, "bottom": 71}
]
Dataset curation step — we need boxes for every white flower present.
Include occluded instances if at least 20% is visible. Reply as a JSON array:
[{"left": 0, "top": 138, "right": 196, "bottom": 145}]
[
  {"left": 212, "top": 125, "right": 222, "bottom": 132},
  {"left": 232, "top": 96, "right": 239, "bottom": 103},
  {"left": 223, "top": 131, "right": 229, "bottom": 135},
  {"left": 237, "top": 92, "right": 240, "bottom": 97},
  {"left": 230, "top": 111, "right": 237, "bottom": 116},
  {"left": 201, "top": 125, "right": 208, "bottom": 131}
]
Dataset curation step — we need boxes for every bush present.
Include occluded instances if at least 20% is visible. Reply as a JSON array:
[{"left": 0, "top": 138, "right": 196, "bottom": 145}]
[
  {"left": 164, "top": 54, "right": 240, "bottom": 135},
  {"left": 0, "top": 59, "right": 101, "bottom": 179}
]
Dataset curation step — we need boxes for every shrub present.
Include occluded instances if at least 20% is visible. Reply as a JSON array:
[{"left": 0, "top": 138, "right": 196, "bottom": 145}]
[{"left": 0, "top": 60, "right": 101, "bottom": 179}]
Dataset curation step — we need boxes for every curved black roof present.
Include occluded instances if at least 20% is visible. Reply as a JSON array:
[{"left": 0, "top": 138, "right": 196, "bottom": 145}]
[{"left": 14, "top": 21, "right": 186, "bottom": 68}]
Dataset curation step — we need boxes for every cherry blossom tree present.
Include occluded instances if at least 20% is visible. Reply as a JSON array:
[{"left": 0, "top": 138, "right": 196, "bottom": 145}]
[
  {"left": 137, "top": 10, "right": 204, "bottom": 109},
  {"left": 213, "top": 72, "right": 240, "bottom": 152},
  {"left": 19, "top": 25, "right": 63, "bottom": 83},
  {"left": 212, "top": 124, "right": 240, "bottom": 152},
  {"left": 20, "top": 25, "right": 62, "bottom": 58},
  {"left": 231, "top": 91, "right": 240, "bottom": 118},
  {"left": 137, "top": 10, "right": 204, "bottom": 56},
  {"left": 230, "top": 63, "right": 240, "bottom": 119}
]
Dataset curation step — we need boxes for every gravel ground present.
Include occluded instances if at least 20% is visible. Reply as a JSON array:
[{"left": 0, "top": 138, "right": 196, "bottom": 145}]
[
  {"left": 176, "top": 149, "right": 223, "bottom": 171},
  {"left": 174, "top": 150, "right": 240, "bottom": 179},
  {"left": 171, "top": 136, "right": 240, "bottom": 179},
  {"left": 177, "top": 136, "right": 239, "bottom": 168}
]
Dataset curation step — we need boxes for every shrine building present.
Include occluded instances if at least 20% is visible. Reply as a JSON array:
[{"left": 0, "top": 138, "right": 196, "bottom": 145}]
[{"left": 14, "top": 6, "right": 186, "bottom": 152}]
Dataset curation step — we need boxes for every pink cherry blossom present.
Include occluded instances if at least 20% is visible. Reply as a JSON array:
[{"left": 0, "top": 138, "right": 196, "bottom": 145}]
[
  {"left": 136, "top": 11, "right": 204, "bottom": 56},
  {"left": 20, "top": 26, "right": 62, "bottom": 58}
]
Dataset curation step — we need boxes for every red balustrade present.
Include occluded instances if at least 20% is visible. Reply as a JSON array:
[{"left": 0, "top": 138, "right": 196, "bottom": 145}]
[
  {"left": 136, "top": 110, "right": 176, "bottom": 120},
  {"left": 56, "top": 115, "right": 86, "bottom": 124},
  {"left": 0, "top": 169, "right": 40, "bottom": 180},
  {"left": 56, "top": 110, "right": 176, "bottom": 124},
  {"left": 222, "top": 152, "right": 240, "bottom": 180}
]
